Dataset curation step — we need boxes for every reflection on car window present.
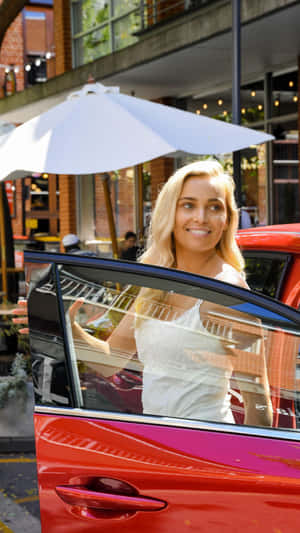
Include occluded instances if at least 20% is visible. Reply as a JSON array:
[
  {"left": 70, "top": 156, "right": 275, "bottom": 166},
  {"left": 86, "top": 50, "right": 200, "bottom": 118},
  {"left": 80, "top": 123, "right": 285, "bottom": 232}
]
[
  {"left": 244, "top": 255, "right": 288, "bottom": 299},
  {"left": 54, "top": 265, "right": 300, "bottom": 432}
]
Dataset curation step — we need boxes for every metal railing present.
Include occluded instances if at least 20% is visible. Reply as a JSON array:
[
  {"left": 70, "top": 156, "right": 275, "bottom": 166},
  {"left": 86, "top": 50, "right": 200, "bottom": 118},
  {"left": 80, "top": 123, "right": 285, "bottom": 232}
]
[{"left": 138, "top": 0, "right": 219, "bottom": 32}]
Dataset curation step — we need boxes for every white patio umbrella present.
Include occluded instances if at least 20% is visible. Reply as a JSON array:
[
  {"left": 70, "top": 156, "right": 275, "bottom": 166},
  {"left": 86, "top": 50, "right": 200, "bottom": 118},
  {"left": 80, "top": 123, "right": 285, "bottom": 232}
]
[
  {"left": 0, "top": 81, "right": 274, "bottom": 292},
  {"left": 0, "top": 81, "right": 273, "bottom": 180}
]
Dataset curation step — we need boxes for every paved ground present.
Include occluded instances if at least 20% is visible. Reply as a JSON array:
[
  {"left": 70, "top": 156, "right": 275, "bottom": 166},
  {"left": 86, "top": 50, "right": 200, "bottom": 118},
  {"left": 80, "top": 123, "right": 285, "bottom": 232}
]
[{"left": 0, "top": 453, "right": 40, "bottom": 533}]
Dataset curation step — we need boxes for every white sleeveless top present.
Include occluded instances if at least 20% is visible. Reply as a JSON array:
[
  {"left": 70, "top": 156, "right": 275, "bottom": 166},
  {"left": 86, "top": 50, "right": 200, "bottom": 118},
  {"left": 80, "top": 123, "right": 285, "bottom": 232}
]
[{"left": 134, "top": 301, "right": 234, "bottom": 424}]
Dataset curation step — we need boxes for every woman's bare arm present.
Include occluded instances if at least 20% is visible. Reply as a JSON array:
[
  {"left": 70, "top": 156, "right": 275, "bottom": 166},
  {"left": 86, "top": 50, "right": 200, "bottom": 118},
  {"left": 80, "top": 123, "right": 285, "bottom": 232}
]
[{"left": 69, "top": 298, "right": 138, "bottom": 377}]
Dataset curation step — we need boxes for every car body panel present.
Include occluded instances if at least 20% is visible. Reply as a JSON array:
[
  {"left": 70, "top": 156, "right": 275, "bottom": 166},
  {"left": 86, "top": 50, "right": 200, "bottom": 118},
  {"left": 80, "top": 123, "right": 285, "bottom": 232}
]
[
  {"left": 35, "top": 413, "right": 300, "bottom": 533},
  {"left": 237, "top": 224, "right": 300, "bottom": 307}
]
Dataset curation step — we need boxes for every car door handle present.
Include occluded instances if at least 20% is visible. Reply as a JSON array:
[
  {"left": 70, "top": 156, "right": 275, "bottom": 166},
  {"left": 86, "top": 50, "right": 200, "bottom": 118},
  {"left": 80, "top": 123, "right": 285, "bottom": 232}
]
[{"left": 56, "top": 485, "right": 166, "bottom": 512}]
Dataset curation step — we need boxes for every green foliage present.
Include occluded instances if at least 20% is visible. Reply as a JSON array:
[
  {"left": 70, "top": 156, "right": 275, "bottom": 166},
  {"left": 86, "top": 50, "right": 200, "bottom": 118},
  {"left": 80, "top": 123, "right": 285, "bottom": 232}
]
[{"left": 0, "top": 353, "right": 28, "bottom": 409}]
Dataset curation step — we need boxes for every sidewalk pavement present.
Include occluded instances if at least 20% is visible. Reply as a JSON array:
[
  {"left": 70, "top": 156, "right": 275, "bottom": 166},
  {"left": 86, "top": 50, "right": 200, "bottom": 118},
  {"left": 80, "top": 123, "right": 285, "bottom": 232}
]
[{"left": 0, "top": 491, "right": 40, "bottom": 533}]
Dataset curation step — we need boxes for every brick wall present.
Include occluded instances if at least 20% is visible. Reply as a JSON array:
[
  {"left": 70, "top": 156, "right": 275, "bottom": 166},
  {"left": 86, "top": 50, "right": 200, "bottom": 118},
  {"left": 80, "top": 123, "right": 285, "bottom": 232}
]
[
  {"left": 59, "top": 175, "right": 77, "bottom": 250},
  {"left": 54, "top": 0, "right": 72, "bottom": 75},
  {"left": 11, "top": 181, "right": 23, "bottom": 235},
  {"left": 150, "top": 157, "right": 174, "bottom": 206},
  {"left": 94, "top": 170, "right": 135, "bottom": 240},
  {"left": 0, "top": 12, "right": 25, "bottom": 93},
  {"left": 26, "top": 18, "right": 47, "bottom": 53}
]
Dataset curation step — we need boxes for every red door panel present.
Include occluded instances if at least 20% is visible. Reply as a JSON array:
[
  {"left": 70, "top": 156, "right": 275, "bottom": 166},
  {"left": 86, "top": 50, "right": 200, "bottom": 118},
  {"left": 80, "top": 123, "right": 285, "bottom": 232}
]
[{"left": 35, "top": 413, "right": 300, "bottom": 533}]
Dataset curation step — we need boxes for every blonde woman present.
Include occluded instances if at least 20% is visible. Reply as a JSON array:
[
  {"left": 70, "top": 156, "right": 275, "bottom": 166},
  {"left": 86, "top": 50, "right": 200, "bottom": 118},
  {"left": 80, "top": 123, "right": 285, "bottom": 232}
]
[
  {"left": 69, "top": 161, "right": 272, "bottom": 427},
  {"left": 15, "top": 161, "right": 272, "bottom": 426}
]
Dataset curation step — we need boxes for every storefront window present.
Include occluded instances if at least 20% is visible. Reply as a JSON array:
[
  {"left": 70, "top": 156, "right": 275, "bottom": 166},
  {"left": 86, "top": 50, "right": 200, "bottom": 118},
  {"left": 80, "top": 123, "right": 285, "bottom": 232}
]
[
  {"left": 273, "top": 134, "right": 299, "bottom": 224},
  {"left": 30, "top": 174, "right": 49, "bottom": 211}
]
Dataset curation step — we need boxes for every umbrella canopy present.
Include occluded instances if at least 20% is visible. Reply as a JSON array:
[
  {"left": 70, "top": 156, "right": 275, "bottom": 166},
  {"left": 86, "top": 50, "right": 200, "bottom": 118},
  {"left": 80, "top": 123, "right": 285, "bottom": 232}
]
[{"left": 0, "top": 82, "right": 273, "bottom": 180}]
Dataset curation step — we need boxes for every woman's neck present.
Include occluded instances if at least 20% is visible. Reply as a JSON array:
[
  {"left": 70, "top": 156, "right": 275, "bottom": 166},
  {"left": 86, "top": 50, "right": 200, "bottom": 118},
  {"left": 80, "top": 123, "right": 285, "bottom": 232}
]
[{"left": 175, "top": 248, "right": 222, "bottom": 276}]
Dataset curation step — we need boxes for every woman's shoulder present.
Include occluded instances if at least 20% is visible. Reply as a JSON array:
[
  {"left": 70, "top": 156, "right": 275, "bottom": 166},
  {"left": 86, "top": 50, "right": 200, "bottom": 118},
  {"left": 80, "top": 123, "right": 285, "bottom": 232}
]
[{"left": 215, "top": 263, "right": 249, "bottom": 289}]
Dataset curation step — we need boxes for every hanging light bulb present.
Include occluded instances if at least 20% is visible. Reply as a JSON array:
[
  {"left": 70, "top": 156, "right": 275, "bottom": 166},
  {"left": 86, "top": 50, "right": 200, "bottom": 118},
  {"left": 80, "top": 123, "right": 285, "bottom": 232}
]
[
  {"left": 251, "top": 90, "right": 256, "bottom": 97},
  {"left": 289, "top": 80, "right": 294, "bottom": 88},
  {"left": 35, "top": 58, "right": 42, "bottom": 67},
  {"left": 202, "top": 103, "right": 208, "bottom": 110},
  {"left": 257, "top": 104, "right": 263, "bottom": 111},
  {"left": 25, "top": 64, "right": 31, "bottom": 72},
  {"left": 196, "top": 109, "right": 201, "bottom": 115},
  {"left": 293, "top": 94, "right": 298, "bottom": 103},
  {"left": 241, "top": 107, "right": 246, "bottom": 114},
  {"left": 274, "top": 97, "right": 280, "bottom": 107},
  {"left": 217, "top": 98, "right": 223, "bottom": 106},
  {"left": 223, "top": 110, "right": 228, "bottom": 116}
]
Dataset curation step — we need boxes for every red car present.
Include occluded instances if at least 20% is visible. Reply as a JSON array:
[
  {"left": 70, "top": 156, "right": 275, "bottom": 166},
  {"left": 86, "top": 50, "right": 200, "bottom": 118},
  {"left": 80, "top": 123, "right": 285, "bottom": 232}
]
[
  {"left": 237, "top": 223, "right": 300, "bottom": 308},
  {"left": 26, "top": 225, "right": 300, "bottom": 532}
]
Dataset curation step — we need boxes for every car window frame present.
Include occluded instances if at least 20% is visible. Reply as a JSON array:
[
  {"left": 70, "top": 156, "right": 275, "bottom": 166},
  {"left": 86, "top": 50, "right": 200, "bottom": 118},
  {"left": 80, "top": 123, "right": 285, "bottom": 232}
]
[{"left": 25, "top": 250, "right": 300, "bottom": 442}]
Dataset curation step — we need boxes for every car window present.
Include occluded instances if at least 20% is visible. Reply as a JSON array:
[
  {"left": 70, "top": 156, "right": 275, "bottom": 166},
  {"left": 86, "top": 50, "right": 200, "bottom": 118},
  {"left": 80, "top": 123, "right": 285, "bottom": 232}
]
[
  {"left": 27, "top": 258, "right": 300, "bottom": 433},
  {"left": 243, "top": 252, "right": 291, "bottom": 299}
]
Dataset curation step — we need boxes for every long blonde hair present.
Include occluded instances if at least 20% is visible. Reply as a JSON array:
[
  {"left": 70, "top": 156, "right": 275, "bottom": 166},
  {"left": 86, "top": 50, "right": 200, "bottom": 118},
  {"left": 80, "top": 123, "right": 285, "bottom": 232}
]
[{"left": 140, "top": 160, "right": 245, "bottom": 273}]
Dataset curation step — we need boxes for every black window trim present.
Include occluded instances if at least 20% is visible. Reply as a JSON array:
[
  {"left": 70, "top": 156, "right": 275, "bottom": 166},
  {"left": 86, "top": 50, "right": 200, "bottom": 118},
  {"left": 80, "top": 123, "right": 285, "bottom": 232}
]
[{"left": 25, "top": 251, "right": 300, "bottom": 325}]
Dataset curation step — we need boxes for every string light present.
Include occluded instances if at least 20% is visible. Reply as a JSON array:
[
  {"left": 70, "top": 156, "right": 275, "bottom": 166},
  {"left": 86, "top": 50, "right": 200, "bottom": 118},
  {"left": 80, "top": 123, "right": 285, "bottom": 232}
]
[
  {"left": 257, "top": 104, "right": 263, "bottom": 111},
  {"left": 293, "top": 94, "right": 298, "bottom": 103},
  {"left": 35, "top": 58, "right": 41, "bottom": 67},
  {"left": 25, "top": 64, "right": 31, "bottom": 72},
  {"left": 217, "top": 98, "right": 223, "bottom": 106},
  {"left": 202, "top": 103, "right": 208, "bottom": 110},
  {"left": 274, "top": 98, "right": 280, "bottom": 107},
  {"left": 223, "top": 110, "right": 228, "bottom": 116},
  {"left": 196, "top": 109, "right": 201, "bottom": 115},
  {"left": 289, "top": 80, "right": 294, "bottom": 88},
  {"left": 241, "top": 107, "right": 246, "bottom": 114},
  {"left": 251, "top": 90, "right": 256, "bottom": 97}
]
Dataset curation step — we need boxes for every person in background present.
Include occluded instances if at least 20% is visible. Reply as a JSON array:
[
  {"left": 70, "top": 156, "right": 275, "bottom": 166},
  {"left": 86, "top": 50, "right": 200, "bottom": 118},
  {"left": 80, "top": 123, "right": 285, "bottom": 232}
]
[
  {"left": 62, "top": 233, "right": 81, "bottom": 253},
  {"left": 120, "top": 231, "right": 139, "bottom": 261},
  {"left": 62, "top": 234, "right": 99, "bottom": 257}
]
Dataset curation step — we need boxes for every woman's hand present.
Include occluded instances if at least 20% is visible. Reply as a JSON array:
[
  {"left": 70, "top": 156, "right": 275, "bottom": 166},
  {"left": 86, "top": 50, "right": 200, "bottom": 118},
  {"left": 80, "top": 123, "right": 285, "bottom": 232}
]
[
  {"left": 68, "top": 298, "right": 85, "bottom": 326},
  {"left": 12, "top": 300, "right": 29, "bottom": 334}
]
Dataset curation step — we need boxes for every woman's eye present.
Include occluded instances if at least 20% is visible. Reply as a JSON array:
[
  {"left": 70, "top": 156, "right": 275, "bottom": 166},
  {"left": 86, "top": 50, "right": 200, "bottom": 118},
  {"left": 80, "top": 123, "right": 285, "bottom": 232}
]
[
  {"left": 209, "top": 204, "right": 222, "bottom": 212},
  {"left": 182, "top": 202, "right": 193, "bottom": 209}
]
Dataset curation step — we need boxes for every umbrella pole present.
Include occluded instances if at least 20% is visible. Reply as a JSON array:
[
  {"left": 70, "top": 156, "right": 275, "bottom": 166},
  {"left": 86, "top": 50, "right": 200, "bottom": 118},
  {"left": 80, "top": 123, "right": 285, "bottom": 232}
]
[
  {"left": 101, "top": 173, "right": 119, "bottom": 258},
  {"left": 0, "top": 184, "right": 8, "bottom": 301}
]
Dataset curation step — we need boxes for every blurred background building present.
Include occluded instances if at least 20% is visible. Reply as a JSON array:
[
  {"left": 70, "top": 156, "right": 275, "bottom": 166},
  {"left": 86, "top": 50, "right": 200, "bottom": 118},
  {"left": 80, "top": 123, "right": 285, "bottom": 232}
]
[{"left": 0, "top": 0, "right": 299, "bottom": 258}]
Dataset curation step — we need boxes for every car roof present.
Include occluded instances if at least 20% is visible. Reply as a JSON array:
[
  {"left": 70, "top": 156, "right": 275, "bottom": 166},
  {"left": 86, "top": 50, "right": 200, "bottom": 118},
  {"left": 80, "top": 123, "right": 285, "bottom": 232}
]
[{"left": 236, "top": 223, "right": 300, "bottom": 253}]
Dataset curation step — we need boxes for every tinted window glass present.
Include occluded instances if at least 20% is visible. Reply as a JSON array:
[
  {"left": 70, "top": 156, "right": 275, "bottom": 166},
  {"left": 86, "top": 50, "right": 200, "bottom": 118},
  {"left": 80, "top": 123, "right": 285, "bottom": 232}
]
[
  {"left": 27, "top": 262, "right": 72, "bottom": 407},
  {"left": 244, "top": 254, "right": 289, "bottom": 299},
  {"left": 57, "top": 263, "right": 300, "bottom": 431}
]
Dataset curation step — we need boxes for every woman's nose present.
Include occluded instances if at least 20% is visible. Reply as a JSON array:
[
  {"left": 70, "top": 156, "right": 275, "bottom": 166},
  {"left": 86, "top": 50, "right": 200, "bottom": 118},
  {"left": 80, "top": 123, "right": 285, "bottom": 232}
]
[{"left": 193, "top": 208, "right": 206, "bottom": 222}]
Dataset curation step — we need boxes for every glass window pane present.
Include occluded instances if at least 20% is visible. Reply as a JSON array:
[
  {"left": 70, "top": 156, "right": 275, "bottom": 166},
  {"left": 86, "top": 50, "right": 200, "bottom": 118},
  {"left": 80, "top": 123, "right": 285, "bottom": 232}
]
[
  {"left": 59, "top": 264, "right": 300, "bottom": 431},
  {"left": 74, "top": 26, "right": 111, "bottom": 66},
  {"left": 113, "top": 12, "right": 139, "bottom": 51},
  {"left": 30, "top": 175, "right": 49, "bottom": 211},
  {"left": 244, "top": 255, "right": 287, "bottom": 299},
  {"left": 72, "top": 0, "right": 109, "bottom": 35},
  {"left": 113, "top": 0, "right": 139, "bottom": 17}
]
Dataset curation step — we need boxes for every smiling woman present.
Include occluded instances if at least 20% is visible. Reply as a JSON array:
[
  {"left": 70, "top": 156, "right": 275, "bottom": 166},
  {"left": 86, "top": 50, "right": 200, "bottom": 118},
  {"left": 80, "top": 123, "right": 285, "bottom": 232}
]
[
  {"left": 69, "top": 160, "right": 273, "bottom": 428},
  {"left": 141, "top": 160, "right": 245, "bottom": 282}
]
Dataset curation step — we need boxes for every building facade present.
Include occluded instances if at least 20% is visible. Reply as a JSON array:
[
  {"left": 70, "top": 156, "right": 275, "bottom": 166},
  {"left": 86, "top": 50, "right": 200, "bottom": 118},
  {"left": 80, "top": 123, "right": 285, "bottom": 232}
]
[{"left": 0, "top": 0, "right": 299, "bottom": 253}]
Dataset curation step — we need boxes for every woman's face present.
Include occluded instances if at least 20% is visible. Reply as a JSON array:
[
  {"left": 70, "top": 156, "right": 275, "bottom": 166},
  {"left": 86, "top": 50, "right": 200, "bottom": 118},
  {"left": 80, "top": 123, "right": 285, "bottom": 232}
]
[{"left": 173, "top": 175, "right": 228, "bottom": 256}]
